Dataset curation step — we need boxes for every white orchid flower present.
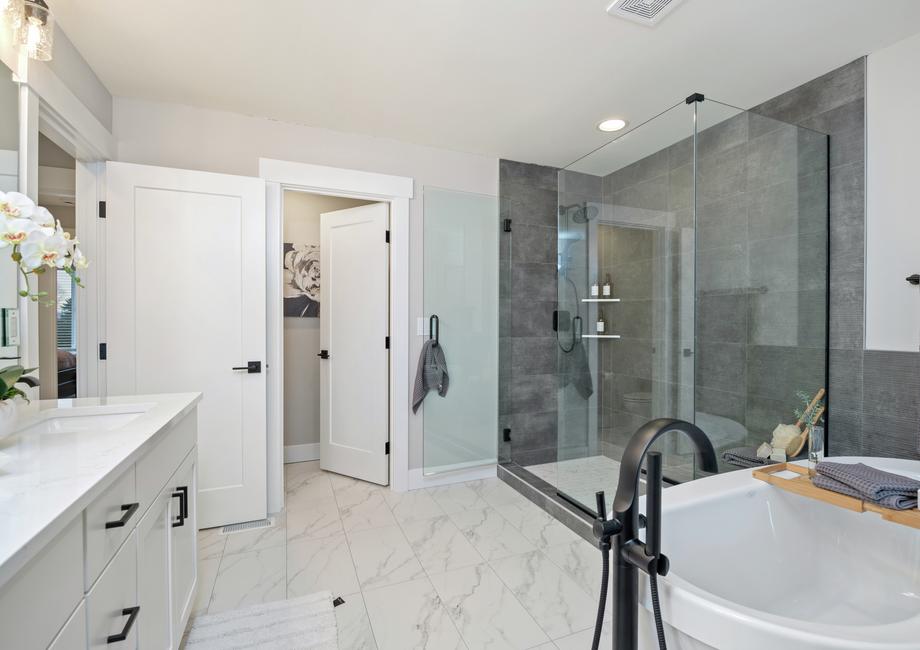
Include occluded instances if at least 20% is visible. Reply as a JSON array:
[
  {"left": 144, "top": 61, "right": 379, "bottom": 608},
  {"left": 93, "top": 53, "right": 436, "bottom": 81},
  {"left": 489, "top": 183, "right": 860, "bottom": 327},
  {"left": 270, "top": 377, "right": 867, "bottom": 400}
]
[
  {"left": 29, "top": 206, "right": 55, "bottom": 228},
  {"left": 0, "top": 217, "right": 40, "bottom": 248},
  {"left": 19, "top": 227, "right": 70, "bottom": 271},
  {"left": 0, "top": 192, "right": 36, "bottom": 220},
  {"left": 70, "top": 245, "right": 88, "bottom": 269}
]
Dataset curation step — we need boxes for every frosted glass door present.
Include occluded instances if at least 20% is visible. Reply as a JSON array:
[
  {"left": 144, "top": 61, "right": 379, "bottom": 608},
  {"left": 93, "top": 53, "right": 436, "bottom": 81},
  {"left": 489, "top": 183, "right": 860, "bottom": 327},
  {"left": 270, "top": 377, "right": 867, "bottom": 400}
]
[{"left": 423, "top": 188, "right": 499, "bottom": 475}]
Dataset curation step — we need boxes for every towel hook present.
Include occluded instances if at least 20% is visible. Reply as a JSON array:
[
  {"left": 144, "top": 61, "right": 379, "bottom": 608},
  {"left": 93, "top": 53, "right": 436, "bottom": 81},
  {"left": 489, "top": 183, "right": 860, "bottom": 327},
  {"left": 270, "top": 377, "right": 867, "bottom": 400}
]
[{"left": 429, "top": 314, "right": 439, "bottom": 347}]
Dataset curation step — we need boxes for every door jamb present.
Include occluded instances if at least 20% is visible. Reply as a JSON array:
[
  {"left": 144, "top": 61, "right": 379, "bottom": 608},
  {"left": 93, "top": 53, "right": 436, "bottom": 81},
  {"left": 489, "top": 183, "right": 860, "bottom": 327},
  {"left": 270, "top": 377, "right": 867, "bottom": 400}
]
[{"left": 261, "top": 158, "right": 413, "bottom": 513}]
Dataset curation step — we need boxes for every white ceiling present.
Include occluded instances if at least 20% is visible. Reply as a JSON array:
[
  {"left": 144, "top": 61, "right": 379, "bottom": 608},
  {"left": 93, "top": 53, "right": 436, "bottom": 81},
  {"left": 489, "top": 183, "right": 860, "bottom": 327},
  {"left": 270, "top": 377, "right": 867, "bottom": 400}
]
[{"left": 50, "top": 0, "right": 920, "bottom": 169}]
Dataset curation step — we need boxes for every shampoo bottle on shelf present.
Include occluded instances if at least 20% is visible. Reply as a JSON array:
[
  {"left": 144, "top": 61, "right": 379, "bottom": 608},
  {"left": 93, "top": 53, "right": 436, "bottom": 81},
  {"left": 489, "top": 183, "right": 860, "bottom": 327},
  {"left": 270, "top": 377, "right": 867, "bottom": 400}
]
[
  {"left": 590, "top": 278, "right": 599, "bottom": 297},
  {"left": 602, "top": 274, "right": 612, "bottom": 297},
  {"left": 596, "top": 309, "right": 607, "bottom": 334}
]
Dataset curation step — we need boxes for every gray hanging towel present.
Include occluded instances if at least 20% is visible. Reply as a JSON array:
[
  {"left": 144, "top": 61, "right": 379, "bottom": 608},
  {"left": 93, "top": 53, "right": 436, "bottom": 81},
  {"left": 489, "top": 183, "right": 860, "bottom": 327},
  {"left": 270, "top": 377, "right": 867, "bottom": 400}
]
[
  {"left": 560, "top": 340, "right": 593, "bottom": 400},
  {"left": 412, "top": 339, "right": 450, "bottom": 413},
  {"left": 814, "top": 461, "right": 920, "bottom": 510}
]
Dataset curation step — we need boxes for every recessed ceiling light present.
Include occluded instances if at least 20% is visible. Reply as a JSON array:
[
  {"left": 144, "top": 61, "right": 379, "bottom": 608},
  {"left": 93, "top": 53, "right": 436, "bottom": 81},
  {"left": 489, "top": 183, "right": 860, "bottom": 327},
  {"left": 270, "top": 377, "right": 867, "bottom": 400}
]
[{"left": 597, "top": 118, "right": 627, "bottom": 133}]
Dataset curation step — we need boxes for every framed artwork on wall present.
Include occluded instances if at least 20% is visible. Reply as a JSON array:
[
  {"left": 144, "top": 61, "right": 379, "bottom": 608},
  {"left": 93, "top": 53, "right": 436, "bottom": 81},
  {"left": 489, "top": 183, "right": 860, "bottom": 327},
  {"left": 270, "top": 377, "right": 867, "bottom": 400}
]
[{"left": 283, "top": 242, "right": 320, "bottom": 317}]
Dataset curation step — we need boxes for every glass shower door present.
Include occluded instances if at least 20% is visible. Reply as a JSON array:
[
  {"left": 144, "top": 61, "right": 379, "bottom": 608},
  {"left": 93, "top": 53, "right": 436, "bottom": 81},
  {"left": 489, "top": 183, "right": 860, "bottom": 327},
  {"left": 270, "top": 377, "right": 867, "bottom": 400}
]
[{"left": 422, "top": 187, "right": 499, "bottom": 474}]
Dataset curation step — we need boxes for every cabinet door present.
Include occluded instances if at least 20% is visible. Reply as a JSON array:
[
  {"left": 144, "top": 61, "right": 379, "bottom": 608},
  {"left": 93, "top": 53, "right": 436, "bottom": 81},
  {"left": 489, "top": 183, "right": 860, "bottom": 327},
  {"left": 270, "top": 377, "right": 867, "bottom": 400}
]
[
  {"left": 86, "top": 531, "right": 138, "bottom": 650},
  {"left": 49, "top": 601, "right": 87, "bottom": 650},
  {"left": 170, "top": 451, "right": 198, "bottom": 648},
  {"left": 137, "top": 488, "right": 172, "bottom": 650}
]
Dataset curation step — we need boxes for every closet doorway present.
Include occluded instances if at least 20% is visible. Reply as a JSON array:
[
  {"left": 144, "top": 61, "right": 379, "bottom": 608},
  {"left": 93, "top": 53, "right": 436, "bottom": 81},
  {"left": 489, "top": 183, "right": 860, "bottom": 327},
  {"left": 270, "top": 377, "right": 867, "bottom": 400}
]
[{"left": 282, "top": 190, "right": 390, "bottom": 485}]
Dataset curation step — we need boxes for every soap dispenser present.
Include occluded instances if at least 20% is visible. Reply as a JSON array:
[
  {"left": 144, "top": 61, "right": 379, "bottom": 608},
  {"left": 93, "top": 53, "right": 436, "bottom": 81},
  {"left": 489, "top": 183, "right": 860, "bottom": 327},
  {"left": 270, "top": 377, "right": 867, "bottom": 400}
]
[
  {"left": 596, "top": 309, "right": 607, "bottom": 334},
  {"left": 591, "top": 278, "right": 599, "bottom": 298},
  {"left": 602, "top": 274, "right": 613, "bottom": 297}
]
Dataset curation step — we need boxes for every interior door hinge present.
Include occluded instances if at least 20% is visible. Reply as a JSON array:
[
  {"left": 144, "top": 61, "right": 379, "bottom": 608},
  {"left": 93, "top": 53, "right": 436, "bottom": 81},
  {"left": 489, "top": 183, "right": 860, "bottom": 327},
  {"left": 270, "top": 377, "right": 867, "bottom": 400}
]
[
  {"left": 385, "top": 441, "right": 390, "bottom": 455},
  {"left": 98, "top": 200, "right": 106, "bottom": 219},
  {"left": 385, "top": 336, "right": 390, "bottom": 349},
  {"left": 99, "top": 342, "right": 107, "bottom": 360},
  {"left": 385, "top": 230, "right": 390, "bottom": 243}
]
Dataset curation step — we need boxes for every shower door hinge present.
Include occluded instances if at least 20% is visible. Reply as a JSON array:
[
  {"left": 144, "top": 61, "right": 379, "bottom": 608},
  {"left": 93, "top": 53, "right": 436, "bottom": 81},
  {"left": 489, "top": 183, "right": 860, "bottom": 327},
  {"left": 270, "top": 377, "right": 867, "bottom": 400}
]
[
  {"left": 98, "top": 200, "right": 106, "bottom": 219},
  {"left": 99, "top": 342, "right": 107, "bottom": 360},
  {"left": 503, "top": 218, "right": 512, "bottom": 233},
  {"left": 385, "top": 336, "right": 390, "bottom": 349},
  {"left": 503, "top": 428, "right": 511, "bottom": 442},
  {"left": 685, "top": 92, "right": 705, "bottom": 104},
  {"left": 385, "top": 441, "right": 390, "bottom": 455},
  {"left": 385, "top": 230, "right": 390, "bottom": 243}
]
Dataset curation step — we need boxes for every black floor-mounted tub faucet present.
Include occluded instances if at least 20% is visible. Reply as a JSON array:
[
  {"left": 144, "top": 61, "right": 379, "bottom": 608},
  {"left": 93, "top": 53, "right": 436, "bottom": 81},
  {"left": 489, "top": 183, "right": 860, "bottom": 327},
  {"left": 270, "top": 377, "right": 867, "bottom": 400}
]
[{"left": 591, "top": 418, "right": 718, "bottom": 650}]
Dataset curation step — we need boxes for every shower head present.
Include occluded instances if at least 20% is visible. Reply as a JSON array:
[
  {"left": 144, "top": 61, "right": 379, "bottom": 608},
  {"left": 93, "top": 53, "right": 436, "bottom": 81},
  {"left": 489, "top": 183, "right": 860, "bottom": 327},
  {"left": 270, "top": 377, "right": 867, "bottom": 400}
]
[{"left": 559, "top": 202, "right": 598, "bottom": 224}]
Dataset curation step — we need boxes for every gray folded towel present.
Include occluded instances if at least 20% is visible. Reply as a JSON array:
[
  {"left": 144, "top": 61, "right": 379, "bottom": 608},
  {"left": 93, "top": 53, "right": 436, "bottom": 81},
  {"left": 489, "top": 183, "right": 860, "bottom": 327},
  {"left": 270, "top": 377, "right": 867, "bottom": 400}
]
[
  {"left": 412, "top": 339, "right": 449, "bottom": 413},
  {"left": 560, "top": 340, "right": 593, "bottom": 400},
  {"left": 814, "top": 462, "right": 920, "bottom": 510},
  {"left": 721, "top": 446, "right": 776, "bottom": 469}
]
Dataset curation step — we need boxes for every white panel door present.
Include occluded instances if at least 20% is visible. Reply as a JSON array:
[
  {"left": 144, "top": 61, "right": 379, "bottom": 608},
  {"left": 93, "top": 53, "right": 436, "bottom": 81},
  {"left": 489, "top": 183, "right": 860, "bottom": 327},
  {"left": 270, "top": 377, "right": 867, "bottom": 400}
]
[
  {"left": 319, "top": 203, "right": 389, "bottom": 485},
  {"left": 106, "top": 162, "right": 266, "bottom": 528}
]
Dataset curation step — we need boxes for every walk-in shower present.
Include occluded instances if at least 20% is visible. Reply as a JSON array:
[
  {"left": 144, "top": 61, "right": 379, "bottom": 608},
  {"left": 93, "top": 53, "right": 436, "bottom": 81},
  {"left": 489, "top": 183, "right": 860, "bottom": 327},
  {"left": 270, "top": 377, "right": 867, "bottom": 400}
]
[{"left": 499, "top": 94, "right": 829, "bottom": 514}]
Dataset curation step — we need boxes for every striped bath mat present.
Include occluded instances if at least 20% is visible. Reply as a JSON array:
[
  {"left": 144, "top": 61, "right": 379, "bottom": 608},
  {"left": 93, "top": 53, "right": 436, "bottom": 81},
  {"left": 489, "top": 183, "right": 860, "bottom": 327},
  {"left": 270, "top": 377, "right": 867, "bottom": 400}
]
[{"left": 185, "top": 592, "right": 338, "bottom": 649}]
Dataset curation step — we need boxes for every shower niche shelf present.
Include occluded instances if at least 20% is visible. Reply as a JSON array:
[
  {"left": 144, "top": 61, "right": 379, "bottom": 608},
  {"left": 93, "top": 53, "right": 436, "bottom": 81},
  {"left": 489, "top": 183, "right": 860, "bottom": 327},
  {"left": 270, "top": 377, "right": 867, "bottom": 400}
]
[
  {"left": 582, "top": 334, "right": 621, "bottom": 339},
  {"left": 582, "top": 298, "right": 621, "bottom": 303}
]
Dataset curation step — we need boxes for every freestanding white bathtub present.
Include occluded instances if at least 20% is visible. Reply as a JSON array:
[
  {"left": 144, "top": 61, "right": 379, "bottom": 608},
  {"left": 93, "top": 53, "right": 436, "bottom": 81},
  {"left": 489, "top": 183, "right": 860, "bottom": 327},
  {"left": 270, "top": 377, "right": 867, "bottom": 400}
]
[{"left": 636, "top": 457, "right": 920, "bottom": 650}]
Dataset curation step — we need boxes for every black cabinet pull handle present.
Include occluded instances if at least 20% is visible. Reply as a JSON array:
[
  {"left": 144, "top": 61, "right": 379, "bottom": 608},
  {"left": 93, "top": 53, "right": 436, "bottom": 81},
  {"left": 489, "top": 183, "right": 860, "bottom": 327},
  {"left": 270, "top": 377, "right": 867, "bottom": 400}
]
[
  {"left": 317, "top": 350, "right": 330, "bottom": 359},
  {"left": 171, "top": 487, "right": 188, "bottom": 527},
  {"left": 105, "top": 503, "right": 139, "bottom": 529},
  {"left": 106, "top": 606, "right": 140, "bottom": 644},
  {"left": 232, "top": 361, "right": 261, "bottom": 373}
]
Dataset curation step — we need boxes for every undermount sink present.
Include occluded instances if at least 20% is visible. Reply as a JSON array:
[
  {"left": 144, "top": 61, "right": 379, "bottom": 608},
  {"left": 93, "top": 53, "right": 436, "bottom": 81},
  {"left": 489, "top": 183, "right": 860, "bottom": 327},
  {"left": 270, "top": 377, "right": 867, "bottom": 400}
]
[
  {"left": 15, "top": 404, "right": 153, "bottom": 437},
  {"left": 639, "top": 456, "right": 920, "bottom": 650}
]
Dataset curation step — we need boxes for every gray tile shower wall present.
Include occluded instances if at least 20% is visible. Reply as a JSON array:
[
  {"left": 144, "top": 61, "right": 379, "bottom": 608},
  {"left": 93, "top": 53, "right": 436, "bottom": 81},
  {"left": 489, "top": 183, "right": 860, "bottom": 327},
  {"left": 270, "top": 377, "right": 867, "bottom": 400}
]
[
  {"left": 499, "top": 159, "right": 561, "bottom": 466},
  {"left": 752, "top": 58, "right": 920, "bottom": 459}
]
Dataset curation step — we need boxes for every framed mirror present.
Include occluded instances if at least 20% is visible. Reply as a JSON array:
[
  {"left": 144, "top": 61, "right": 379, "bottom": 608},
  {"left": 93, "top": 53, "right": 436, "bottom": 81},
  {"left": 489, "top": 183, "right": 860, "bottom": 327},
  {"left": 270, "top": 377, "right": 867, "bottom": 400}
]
[{"left": 0, "top": 61, "right": 21, "bottom": 359}]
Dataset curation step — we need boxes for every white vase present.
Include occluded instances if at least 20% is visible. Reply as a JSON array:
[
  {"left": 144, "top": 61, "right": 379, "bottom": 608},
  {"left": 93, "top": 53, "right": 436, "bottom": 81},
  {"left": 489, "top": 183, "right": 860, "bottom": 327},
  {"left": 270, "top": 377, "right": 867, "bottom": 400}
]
[{"left": 0, "top": 399, "right": 20, "bottom": 440}]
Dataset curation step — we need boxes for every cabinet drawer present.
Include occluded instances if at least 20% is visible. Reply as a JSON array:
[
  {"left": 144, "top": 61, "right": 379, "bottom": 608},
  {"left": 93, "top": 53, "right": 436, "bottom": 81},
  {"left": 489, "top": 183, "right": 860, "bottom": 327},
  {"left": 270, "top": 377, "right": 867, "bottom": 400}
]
[
  {"left": 85, "top": 465, "right": 138, "bottom": 590},
  {"left": 0, "top": 516, "right": 83, "bottom": 650},
  {"left": 86, "top": 530, "right": 138, "bottom": 650},
  {"left": 49, "top": 601, "right": 87, "bottom": 650},
  {"left": 136, "top": 412, "right": 195, "bottom": 520}
]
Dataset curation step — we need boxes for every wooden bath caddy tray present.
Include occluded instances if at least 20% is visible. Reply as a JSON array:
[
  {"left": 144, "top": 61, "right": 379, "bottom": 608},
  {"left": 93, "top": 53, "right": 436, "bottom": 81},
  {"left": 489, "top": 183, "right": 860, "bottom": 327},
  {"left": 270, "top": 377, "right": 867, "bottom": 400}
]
[{"left": 752, "top": 463, "right": 920, "bottom": 530}]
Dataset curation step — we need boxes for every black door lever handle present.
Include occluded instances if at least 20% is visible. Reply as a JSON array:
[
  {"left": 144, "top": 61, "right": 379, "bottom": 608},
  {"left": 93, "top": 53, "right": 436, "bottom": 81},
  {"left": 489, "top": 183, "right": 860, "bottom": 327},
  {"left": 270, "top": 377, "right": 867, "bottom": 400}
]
[
  {"left": 232, "top": 361, "right": 261, "bottom": 373},
  {"left": 317, "top": 350, "right": 330, "bottom": 359}
]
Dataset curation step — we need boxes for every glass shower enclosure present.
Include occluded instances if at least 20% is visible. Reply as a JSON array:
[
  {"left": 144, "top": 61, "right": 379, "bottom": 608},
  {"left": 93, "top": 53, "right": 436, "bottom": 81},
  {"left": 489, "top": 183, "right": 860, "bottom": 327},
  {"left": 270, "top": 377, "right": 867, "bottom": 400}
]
[{"left": 505, "top": 96, "right": 829, "bottom": 512}]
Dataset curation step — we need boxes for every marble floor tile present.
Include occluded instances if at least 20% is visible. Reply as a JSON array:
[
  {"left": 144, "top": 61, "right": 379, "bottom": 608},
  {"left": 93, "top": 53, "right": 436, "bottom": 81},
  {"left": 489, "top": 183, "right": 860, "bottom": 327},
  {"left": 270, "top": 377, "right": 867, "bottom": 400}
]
[
  {"left": 448, "top": 507, "right": 536, "bottom": 561},
  {"left": 542, "top": 539, "right": 604, "bottom": 599},
  {"left": 363, "top": 577, "right": 465, "bottom": 650},
  {"left": 287, "top": 532, "right": 360, "bottom": 598},
  {"left": 197, "top": 527, "right": 227, "bottom": 561},
  {"left": 348, "top": 525, "right": 426, "bottom": 590},
  {"left": 426, "top": 482, "right": 489, "bottom": 514},
  {"left": 335, "top": 592, "right": 378, "bottom": 650},
  {"left": 193, "top": 557, "right": 220, "bottom": 615},
  {"left": 469, "top": 478, "right": 531, "bottom": 508},
  {"left": 400, "top": 516, "right": 483, "bottom": 575},
  {"left": 494, "top": 501, "right": 581, "bottom": 549},
  {"left": 284, "top": 460, "right": 322, "bottom": 481},
  {"left": 526, "top": 644, "right": 557, "bottom": 650},
  {"left": 222, "top": 516, "right": 287, "bottom": 556},
  {"left": 286, "top": 498, "right": 343, "bottom": 542},
  {"left": 430, "top": 563, "right": 550, "bottom": 650},
  {"left": 208, "top": 546, "right": 285, "bottom": 614},
  {"left": 553, "top": 624, "right": 610, "bottom": 650},
  {"left": 286, "top": 469, "right": 336, "bottom": 505},
  {"left": 385, "top": 489, "right": 446, "bottom": 525},
  {"left": 337, "top": 488, "right": 399, "bottom": 533},
  {"left": 490, "top": 550, "right": 596, "bottom": 639}
]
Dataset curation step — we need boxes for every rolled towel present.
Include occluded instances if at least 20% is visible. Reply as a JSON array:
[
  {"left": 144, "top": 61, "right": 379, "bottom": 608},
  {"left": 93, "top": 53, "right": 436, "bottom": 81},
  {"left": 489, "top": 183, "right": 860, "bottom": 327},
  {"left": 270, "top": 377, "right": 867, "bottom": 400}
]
[
  {"left": 721, "top": 447, "right": 777, "bottom": 469},
  {"left": 814, "top": 462, "right": 920, "bottom": 510}
]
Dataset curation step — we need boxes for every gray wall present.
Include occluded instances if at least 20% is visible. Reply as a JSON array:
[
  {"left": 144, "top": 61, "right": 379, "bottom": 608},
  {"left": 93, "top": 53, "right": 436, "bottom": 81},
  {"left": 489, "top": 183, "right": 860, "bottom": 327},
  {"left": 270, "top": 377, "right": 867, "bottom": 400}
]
[{"left": 753, "top": 58, "right": 919, "bottom": 459}]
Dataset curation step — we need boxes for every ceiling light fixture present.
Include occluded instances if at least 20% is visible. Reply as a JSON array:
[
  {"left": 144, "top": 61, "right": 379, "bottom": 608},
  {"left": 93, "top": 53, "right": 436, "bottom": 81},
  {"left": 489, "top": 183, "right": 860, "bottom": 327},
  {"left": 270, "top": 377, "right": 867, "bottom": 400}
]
[
  {"left": 18, "top": 0, "right": 53, "bottom": 61},
  {"left": 597, "top": 118, "right": 628, "bottom": 133}
]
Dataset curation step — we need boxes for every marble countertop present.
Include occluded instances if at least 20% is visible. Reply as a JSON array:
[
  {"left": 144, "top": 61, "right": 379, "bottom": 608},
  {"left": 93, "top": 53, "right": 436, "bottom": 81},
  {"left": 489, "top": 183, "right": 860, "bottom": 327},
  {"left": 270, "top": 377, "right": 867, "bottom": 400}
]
[{"left": 0, "top": 393, "right": 201, "bottom": 589}]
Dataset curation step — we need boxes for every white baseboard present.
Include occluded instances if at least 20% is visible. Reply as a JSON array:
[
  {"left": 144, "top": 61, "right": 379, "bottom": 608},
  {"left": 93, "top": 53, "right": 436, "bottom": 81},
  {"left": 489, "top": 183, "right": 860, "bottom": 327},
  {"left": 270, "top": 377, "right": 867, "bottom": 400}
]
[
  {"left": 406, "top": 463, "right": 496, "bottom": 491},
  {"left": 284, "top": 443, "right": 320, "bottom": 463}
]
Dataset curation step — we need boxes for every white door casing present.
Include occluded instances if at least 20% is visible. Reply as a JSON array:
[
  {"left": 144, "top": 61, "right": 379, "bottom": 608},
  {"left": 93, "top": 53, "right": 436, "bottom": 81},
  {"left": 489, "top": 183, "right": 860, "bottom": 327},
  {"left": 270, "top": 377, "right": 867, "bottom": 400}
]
[
  {"left": 319, "top": 203, "right": 389, "bottom": 485},
  {"left": 105, "top": 161, "right": 267, "bottom": 528}
]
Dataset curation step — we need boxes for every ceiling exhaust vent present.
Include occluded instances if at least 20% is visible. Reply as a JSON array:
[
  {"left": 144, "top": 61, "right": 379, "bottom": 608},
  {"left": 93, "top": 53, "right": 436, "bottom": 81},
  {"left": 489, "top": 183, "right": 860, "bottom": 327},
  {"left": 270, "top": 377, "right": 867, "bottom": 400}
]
[{"left": 606, "top": 0, "right": 687, "bottom": 26}]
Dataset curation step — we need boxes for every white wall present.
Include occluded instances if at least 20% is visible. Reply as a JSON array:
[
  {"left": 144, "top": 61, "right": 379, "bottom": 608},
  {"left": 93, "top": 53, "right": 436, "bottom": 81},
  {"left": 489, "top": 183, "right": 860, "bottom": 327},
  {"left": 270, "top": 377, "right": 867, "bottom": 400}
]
[
  {"left": 282, "top": 191, "right": 372, "bottom": 455},
  {"left": 113, "top": 97, "right": 498, "bottom": 470},
  {"left": 866, "top": 31, "right": 920, "bottom": 352}
]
